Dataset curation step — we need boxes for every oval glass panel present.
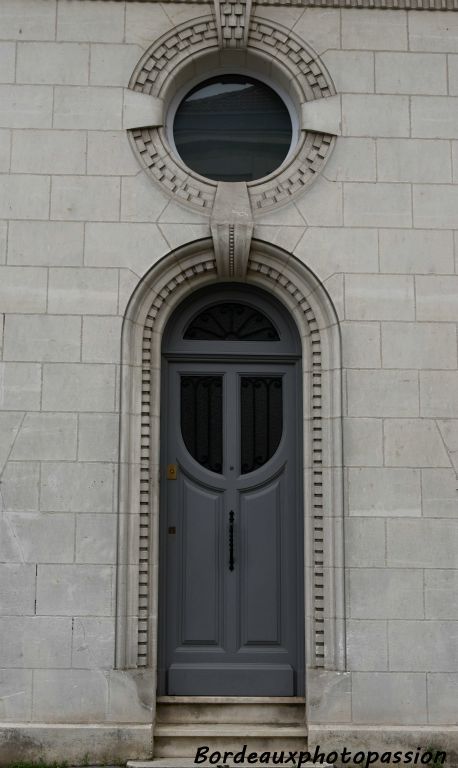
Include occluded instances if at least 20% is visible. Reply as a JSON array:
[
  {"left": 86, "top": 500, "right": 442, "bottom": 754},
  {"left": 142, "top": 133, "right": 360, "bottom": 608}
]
[
  {"left": 173, "top": 75, "right": 293, "bottom": 182},
  {"left": 240, "top": 376, "right": 283, "bottom": 474},
  {"left": 181, "top": 375, "right": 223, "bottom": 473}
]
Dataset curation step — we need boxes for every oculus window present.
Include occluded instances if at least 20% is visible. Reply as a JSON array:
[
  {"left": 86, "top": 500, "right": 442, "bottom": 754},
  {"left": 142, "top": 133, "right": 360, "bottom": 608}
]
[{"left": 172, "top": 75, "right": 293, "bottom": 182}]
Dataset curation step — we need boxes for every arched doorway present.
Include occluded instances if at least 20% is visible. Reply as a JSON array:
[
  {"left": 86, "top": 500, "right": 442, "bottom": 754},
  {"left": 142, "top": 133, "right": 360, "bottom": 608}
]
[{"left": 158, "top": 284, "right": 304, "bottom": 696}]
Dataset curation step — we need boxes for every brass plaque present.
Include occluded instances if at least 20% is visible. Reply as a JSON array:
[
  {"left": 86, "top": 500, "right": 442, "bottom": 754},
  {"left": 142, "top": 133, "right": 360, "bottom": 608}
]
[{"left": 167, "top": 463, "right": 177, "bottom": 480}]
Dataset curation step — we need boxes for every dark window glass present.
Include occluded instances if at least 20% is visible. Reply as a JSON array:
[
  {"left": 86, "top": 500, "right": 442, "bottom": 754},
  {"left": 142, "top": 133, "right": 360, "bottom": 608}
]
[
  {"left": 181, "top": 376, "right": 223, "bottom": 473},
  {"left": 184, "top": 303, "right": 279, "bottom": 341},
  {"left": 240, "top": 377, "right": 283, "bottom": 474},
  {"left": 173, "top": 75, "right": 292, "bottom": 182}
]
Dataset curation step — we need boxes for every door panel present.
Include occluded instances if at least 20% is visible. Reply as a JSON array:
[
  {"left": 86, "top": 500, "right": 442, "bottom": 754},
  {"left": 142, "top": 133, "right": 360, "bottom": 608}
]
[
  {"left": 160, "top": 360, "right": 303, "bottom": 696},
  {"left": 180, "top": 476, "right": 223, "bottom": 646},
  {"left": 240, "top": 477, "right": 282, "bottom": 646}
]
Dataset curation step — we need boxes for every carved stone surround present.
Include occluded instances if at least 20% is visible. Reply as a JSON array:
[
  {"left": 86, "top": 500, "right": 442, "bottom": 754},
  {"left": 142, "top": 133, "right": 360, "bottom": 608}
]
[
  {"left": 116, "top": 240, "right": 345, "bottom": 675},
  {"left": 99, "top": 0, "right": 458, "bottom": 8},
  {"left": 128, "top": 15, "right": 336, "bottom": 215}
]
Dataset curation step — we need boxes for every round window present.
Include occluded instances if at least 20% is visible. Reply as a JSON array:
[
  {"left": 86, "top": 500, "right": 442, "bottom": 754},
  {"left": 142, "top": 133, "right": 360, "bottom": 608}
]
[{"left": 172, "top": 75, "right": 293, "bottom": 183}]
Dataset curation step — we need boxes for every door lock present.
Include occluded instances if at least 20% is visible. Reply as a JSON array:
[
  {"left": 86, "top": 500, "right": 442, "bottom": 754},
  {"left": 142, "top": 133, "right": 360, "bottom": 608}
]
[{"left": 167, "top": 464, "right": 177, "bottom": 480}]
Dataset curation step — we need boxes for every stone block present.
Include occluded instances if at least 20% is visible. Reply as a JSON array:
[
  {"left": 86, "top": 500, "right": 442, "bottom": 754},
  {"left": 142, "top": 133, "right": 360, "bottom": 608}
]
[
  {"left": 347, "top": 370, "right": 419, "bottom": 418},
  {"left": 125, "top": 2, "right": 174, "bottom": 47},
  {"left": 51, "top": 176, "right": 120, "bottom": 222},
  {"left": 384, "top": 419, "right": 451, "bottom": 468},
  {"left": 3, "top": 315, "right": 81, "bottom": 362},
  {"left": 120, "top": 172, "right": 179, "bottom": 223},
  {"left": 425, "top": 571, "right": 458, "bottom": 620},
  {"left": 0, "top": 131, "right": 10, "bottom": 173},
  {"left": 436, "top": 420, "right": 458, "bottom": 472},
  {"left": 348, "top": 468, "right": 421, "bottom": 517},
  {"left": 53, "top": 86, "right": 123, "bottom": 130},
  {"left": 32, "top": 669, "right": 109, "bottom": 722},
  {"left": 0, "top": 462, "right": 39, "bottom": 513},
  {"left": 40, "top": 461, "right": 114, "bottom": 513},
  {"left": 16, "top": 43, "right": 89, "bottom": 85},
  {"left": 48, "top": 267, "right": 118, "bottom": 315},
  {"left": 382, "top": 322, "right": 457, "bottom": 370},
  {"left": 345, "top": 518, "right": 386, "bottom": 567},
  {"left": 387, "top": 519, "right": 458, "bottom": 568},
  {"left": 342, "top": 9, "right": 407, "bottom": 50},
  {"left": 389, "top": 621, "right": 458, "bottom": 672},
  {"left": 307, "top": 670, "right": 351, "bottom": 725},
  {"left": 0, "top": 617, "right": 72, "bottom": 668},
  {"left": 10, "top": 413, "right": 77, "bottom": 460},
  {"left": 8, "top": 512, "right": 75, "bottom": 564},
  {"left": 343, "top": 418, "right": 383, "bottom": 467},
  {"left": 0, "top": 0, "right": 56, "bottom": 41},
  {"left": 409, "top": 12, "right": 458, "bottom": 52},
  {"left": 347, "top": 620, "right": 388, "bottom": 671},
  {"left": 87, "top": 131, "right": 139, "bottom": 176},
  {"left": 375, "top": 53, "right": 447, "bottom": 95},
  {"left": 42, "top": 364, "right": 115, "bottom": 413},
  {"left": 284, "top": 9, "right": 340, "bottom": 55},
  {"left": 0, "top": 363, "right": 41, "bottom": 410},
  {"left": 379, "top": 229, "right": 454, "bottom": 274},
  {"left": 414, "top": 185, "right": 458, "bottom": 228},
  {"left": 0, "top": 267, "right": 47, "bottom": 313},
  {"left": 294, "top": 228, "right": 378, "bottom": 281},
  {"left": 323, "top": 138, "right": 376, "bottom": 182},
  {"left": 416, "top": 275, "right": 458, "bottom": 321},
  {"left": 57, "top": 0, "right": 125, "bottom": 42},
  {"left": 294, "top": 177, "right": 342, "bottom": 227},
  {"left": 78, "top": 413, "right": 119, "bottom": 462},
  {"left": 345, "top": 275, "right": 415, "bottom": 321},
  {"left": 342, "top": 95, "right": 410, "bottom": 138},
  {"left": 90, "top": 44, "right": 143, "bottom": 87},
  {"left": 0, "top": 564, "right": 36, "bottom": 616},
  {"left": 412, "top": 96, "right": 458, "bottom": 138},
  {"left": 349, "top": 568, "right": 424, "bottom": 619},
  {"left": 352, "top": 672, "right": 427, "bottom": 725},
  {"left": 420, "top": 372, "right": 458, "bottom": 418},
  {"left": 428, "top": 674, "right": 458, "bottom": 724},
  {"left": 0, "top": 413, "right": 23, "bottom": 468},
  {"left": 36, "top": 565, "right": 113, "bottom": 617},
  {"left": 377, "top": 139, "right": 451, "bottom": 183},
  {"left": 11, "top": 130, "right": 86, "bottom": 174},
  {"left": 344, "top": 183, "right": 412, "bottom": 228},
  {"left": 75, "top": 514, "right": 117, "bottom": 564},
  {"left": 84, "top": 223, "right": 168, "bottom": 274},
  {"left": 71, "top": 617, "right": 115, "bottom": 669},
  {"left": 450, "top": 57, "right": 458, "bottom": 96},
  {"left": 7, "top": 221, "right": 84, "bottom": 267},
  {"left": 82, "top": 316, "right": 122, "bottom": 364},
  {"left": 322, "top": 51, "right": 374, "bottom": 94},
  {"left": 341, "top": 323, "right": 381, "bottom": 369},
  {"left": 422, "top": 468, "right": 458, "bottom": 518},
  {"left": 0, "top": 670, "right": 32, "bottom": 721},
  {"left": 0, "top": 44, "right": 15, "bottom": 83},
  {"left": 159, "top": 223, "right": 211, "bottom": 251},
  {"left": 0, "top": 85, "right": 53, "bottom": 129},
  {"left": 0, "top": 176, "right": 50, "bottom": 220}
]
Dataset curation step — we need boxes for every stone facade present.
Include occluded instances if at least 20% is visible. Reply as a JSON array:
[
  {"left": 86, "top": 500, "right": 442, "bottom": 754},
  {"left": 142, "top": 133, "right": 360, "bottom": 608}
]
[{"left": 0, "top": 0, "right": 458, "bottom": 764}]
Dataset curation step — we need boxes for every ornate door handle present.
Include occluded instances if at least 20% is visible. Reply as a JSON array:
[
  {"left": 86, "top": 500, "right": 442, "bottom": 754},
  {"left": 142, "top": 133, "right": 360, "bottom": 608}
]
[{"left": 229, "top": 510, "right": 235, "bottom": 571}]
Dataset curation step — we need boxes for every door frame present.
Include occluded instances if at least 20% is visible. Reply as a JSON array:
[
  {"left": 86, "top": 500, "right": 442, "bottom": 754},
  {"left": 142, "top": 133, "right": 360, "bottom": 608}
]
[
  {"left": 115, "top": 239, "right": 345, "bottom": 730},
  {"left": 158, "top": 286, "right": 305, "bottom": 695}
]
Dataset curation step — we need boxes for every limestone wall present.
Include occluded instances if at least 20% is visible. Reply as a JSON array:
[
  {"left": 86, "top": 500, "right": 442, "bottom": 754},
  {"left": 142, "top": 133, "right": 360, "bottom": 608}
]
[{"left": 0, "top": 0, "right": 457, "bottom": 762}]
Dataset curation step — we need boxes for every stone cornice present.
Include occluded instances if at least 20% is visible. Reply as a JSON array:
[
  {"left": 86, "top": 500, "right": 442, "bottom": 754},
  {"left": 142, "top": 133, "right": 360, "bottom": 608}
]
[{"left": 91, "top": 0, "right": 458, "bottom": 9}]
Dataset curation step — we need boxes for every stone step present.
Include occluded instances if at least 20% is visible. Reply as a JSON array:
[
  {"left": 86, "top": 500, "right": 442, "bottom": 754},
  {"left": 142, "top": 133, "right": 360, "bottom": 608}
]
[
  {"left": 130, "top": 761, "right": 330, "bottom": 768},
  {"left": 156, "top": 699, "right": 306, "bottom": 725},
  {"left": 153, "top": 723, "right": 308, "bottom": 758}
]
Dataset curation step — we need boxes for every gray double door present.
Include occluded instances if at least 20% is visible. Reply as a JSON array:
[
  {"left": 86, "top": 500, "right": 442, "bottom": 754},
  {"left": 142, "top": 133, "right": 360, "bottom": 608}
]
[{"left": 159, "top": 359, "right": 304, "bottom": 697}]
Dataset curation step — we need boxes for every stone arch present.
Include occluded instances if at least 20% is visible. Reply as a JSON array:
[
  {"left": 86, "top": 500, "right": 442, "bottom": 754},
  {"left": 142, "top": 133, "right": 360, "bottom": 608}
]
[{"left": 115, "top": 238, "right": 345, "bottom": 684}]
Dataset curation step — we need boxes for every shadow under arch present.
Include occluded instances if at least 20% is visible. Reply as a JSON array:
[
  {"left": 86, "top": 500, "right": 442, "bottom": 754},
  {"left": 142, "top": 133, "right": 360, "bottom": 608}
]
[{"left": 115, "top": 237, "right": 345, "bottom": 693}]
